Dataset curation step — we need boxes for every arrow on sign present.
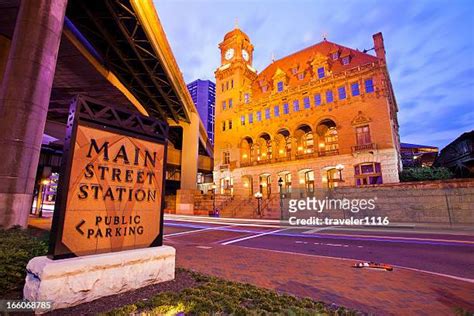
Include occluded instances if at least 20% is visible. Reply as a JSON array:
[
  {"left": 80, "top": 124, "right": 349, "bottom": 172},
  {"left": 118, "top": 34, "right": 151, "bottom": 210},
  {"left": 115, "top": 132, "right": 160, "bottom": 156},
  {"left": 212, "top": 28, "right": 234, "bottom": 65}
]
[{"left": 76, "top": 220, "right": 85, "bottom": 235}]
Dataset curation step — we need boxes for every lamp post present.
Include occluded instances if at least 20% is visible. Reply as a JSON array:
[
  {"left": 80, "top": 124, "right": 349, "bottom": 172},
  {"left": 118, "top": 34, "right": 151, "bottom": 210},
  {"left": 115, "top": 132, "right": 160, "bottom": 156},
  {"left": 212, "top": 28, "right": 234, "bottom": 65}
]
[
  {"left": 211, "top": 183, "right": 217, "bottom": 216},
  {"left": 38, "top": 179, "right": 49, "bottom": 218},
  {"left": 254, "top": 191, "right": 263, "bottom": 218},
  {"left": 278, "top": 177, "right": 284, "bottom": 218},
  {"left": 336, "top": 164, "right": 344, "bottom": 182}
]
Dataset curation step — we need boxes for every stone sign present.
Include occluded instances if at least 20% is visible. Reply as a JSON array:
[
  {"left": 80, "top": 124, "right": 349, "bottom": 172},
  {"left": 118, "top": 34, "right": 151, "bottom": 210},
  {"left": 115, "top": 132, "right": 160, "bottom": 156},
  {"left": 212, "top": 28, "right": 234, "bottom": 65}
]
[{"left": 49, "top": 96, "right": 168, "bottom": 258}]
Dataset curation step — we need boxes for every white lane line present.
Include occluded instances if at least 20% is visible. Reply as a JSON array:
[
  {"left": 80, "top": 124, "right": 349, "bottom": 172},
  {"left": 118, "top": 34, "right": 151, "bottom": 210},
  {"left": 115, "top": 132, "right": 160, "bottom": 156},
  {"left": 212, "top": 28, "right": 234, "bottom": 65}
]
[
  {"left": 196, "top": 246, "right": 212, "bottom": 249},
  {"left": 325, "top": 243, "right": 343, "bottom": 247},
  {"left": 303, "top": 226, "right": 340, "bottom": 234},
  {"left": 237, "top": 245, "right": 474, "bottom": 284},
  {"left": 164, "top": 225, "right": 233, "bottom": 237},
  {"left": 221, "top": 228, "right": 289, "bottom": 246}
]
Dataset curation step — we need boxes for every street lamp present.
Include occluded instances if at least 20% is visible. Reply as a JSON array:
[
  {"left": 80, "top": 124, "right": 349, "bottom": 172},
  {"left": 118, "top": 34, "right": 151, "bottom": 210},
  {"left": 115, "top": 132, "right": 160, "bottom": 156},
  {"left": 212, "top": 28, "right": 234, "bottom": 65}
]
[
  {"left": 38, "top": 179, "right": 49, "bottom": 218},
  {"left": 211, "top": 183, "right": 217, "bottom": 216},
  {"left": 336, "top": 164, "right": 344, "bottom": 181},
  {"left": 254, "top": 191, "right": 263, "bottom": 218},
  {"left": 278, "top": 177, "right": 284, "bottom": 219}
]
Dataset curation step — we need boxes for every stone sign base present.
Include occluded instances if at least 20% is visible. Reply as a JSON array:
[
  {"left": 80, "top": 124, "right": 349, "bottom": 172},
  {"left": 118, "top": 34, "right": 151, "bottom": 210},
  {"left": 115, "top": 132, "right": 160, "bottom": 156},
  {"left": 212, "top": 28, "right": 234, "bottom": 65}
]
[{"left": 23, "top": 246, "right": 176, "bottom": 312}]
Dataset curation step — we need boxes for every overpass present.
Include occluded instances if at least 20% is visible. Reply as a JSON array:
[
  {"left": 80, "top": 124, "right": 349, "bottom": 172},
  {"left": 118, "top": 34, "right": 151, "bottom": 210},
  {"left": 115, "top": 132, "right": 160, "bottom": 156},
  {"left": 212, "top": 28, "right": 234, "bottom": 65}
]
[{"left": 0, "top": 0, "right": 212, "bottom": 227}]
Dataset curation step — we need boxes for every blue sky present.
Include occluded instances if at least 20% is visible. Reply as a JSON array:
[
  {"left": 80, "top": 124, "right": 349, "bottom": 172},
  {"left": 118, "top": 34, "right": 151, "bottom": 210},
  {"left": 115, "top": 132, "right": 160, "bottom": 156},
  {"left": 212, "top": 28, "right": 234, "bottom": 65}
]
[{"left": 154, "top": 0, "right": 474, "bottom": 149}]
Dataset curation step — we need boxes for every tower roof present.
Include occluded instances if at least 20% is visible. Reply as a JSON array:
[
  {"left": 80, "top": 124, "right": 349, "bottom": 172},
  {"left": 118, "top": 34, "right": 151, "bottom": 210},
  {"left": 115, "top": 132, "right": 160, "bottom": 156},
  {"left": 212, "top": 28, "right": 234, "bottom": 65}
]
[{"left": 223, "top": 27, "right": 250, "bottom": 42}]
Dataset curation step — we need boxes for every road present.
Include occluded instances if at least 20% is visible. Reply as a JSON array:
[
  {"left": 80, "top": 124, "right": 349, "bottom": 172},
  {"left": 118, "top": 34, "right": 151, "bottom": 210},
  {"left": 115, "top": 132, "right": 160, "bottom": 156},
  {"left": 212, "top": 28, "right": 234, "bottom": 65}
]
[{"left": 164, "top": 215, "right": 474, "bottom": 281}]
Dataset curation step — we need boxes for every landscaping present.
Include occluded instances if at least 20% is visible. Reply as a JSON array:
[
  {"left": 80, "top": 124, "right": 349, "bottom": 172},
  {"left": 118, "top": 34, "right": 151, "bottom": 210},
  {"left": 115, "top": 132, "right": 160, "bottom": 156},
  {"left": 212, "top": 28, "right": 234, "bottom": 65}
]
[{"left": 0, "top": 227, "right": 358, "bottom": 315}]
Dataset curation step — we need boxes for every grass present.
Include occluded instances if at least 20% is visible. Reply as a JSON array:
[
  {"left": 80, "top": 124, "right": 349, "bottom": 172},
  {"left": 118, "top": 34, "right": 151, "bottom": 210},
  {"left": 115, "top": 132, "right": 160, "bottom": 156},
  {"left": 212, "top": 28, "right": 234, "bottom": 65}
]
[
  {"left": 0, "top": 226, "right": 49, "bottom": 295},
  {"left": 103, "top": 269, "right": 358, "bottom": 316}
]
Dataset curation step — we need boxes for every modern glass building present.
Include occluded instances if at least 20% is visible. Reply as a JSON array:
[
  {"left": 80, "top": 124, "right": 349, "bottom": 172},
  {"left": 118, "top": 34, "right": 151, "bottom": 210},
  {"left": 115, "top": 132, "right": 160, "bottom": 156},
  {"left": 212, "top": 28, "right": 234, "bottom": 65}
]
[{"left": 187, "top": 79, "right": 216, "bottom": 145}]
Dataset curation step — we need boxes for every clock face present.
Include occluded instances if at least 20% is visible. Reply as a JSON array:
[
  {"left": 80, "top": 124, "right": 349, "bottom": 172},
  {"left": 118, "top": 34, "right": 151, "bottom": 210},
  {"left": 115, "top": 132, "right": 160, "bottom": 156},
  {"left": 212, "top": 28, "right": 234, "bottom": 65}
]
[
  {"left": 225, "top": 48, "right": 234, "bottom": 60},
  {"left": 242, "top": 49, "right": 249, "bottom": 61}
]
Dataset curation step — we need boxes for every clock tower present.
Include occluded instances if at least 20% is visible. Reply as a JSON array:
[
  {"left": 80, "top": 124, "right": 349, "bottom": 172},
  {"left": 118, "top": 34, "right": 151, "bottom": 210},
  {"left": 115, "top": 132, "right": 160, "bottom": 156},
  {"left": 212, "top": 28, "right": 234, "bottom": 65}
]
[{"left": 214, "top": 26, "right": 257, "bottom": 190}]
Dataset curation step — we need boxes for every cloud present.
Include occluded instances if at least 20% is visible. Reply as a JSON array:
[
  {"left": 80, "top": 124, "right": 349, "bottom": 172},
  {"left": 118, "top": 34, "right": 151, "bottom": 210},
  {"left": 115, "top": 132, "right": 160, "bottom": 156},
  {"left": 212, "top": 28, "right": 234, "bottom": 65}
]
[{"left": 154, "top": 0, "right": 474, "bottom": 149}]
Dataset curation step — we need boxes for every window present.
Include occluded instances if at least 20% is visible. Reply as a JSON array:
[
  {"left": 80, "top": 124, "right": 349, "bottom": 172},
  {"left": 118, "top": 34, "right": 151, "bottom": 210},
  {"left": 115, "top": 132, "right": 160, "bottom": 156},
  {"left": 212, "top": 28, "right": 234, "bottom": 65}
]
[
  {"left": 277, "top": 81, "right": 284, "bottom": 92},
  {"left": 338, "top": 86, "right": 346, "bottom": 100},
  {"left": 317, "top": 67, "right": 325, "bottom": 79},
  {"left": 222, "top": 121, "right": 226, "bottom": 131},
  {"left": 351, "top": 83, "right": 360, "bottom": 96},
  {"left": 283, "top": 103, "right": 289, "bottom": 114},
  {"left": 365, "top": 78, "right": 374, "bottom": 93},
  {"left": 298, "top": 73, "right": 304, "bottom": 80},
  {"left": 356, "top": 125, "right": 371, "bottom": 145},
  {"left": 274, "top": 105, "right": 280, "bottom": 117},
  {"left": 293, "top": 100, "right": 300, "bottom": 111},
  {"left": 342, "top": 56, "right": 350, "bottom": 65},
  {"left": 303, "top": 96, "right": 310, "bottom": 109},
  {"left": 221, "top": 84, "right": 224, "bottom": 92},
  {"left": 241, "top": 115, "right": 245, "bottom": 126},
  {"left": 331, "top": 52, "right": 339, "bottom": 60},
  {"left": 231, "top": 79, "right": 234, "bottom": 88},
  {"left": 354, "top": 162, "right": 382, "bottom": 186},
  {"left": 265, "top": 108, "right": 271, "bottom": 119},
  {"left": 223, "top": 151, "right": 230, "bottom": 164},
  {"left": 228, "top": 120, "right": 233, "bottom": 130},
  {"left": 228, "top": 98, "right": 233, "bottom": 108},
  {"left": 256, "top": 111, "right": 262, "bottom": 121},
  {"left": 262, "top": 86, "right": 268, "bottom": 93},
  {"left": 244, "top": 93, "right": 250, "bottom": 104},
  {"left": 248, "top": 113, "right": 254, "bottom": 124},
  {"left": 291, "top": 67, "right": 298, "bottom": 75},
  {"left": 314, "top": 93, "right": 321, "bottom": 106},
  {"left": 222, "top": 100, "right": 226, "bottom": 110},
  {"left": 326, "top": 90, "right": 333, "bottom": 103},
  {"left": 226, "top": 81, "right": 229, "bottom": 90}
]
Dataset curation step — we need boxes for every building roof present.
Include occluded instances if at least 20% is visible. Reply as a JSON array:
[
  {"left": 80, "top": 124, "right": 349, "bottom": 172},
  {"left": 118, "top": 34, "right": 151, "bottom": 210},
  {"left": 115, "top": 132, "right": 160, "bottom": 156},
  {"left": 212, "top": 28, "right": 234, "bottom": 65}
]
[
  {"left": 251, "top": 39, "right": 379, "bottom": 99},
  {"left": 400, "top": 143, "right": 438, "bottom": 150}
]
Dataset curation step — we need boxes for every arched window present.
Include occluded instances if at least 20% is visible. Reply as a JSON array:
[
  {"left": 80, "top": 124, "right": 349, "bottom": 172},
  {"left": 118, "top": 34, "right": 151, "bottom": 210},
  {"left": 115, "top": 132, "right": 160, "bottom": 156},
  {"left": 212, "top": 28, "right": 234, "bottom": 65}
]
[
  {"left": 240, "top": 137, "right": 253, "bottom": 166},
  {"left": 354, "top": 162, "right": 383, "bottom": 185},
  {"left": 295, "top": 124, "right": 313, "bottom": 158},
  {"left": 317, "top": 119, "right": 339, "bottom": 156}
]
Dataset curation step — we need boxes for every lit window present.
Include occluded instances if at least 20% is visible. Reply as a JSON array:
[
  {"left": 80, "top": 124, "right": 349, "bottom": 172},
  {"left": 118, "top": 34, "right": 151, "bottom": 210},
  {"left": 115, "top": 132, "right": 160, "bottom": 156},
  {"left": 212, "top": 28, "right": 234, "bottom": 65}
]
[
  {"left": 265, "top": 108, "right": 271, "bottom": 119},
  {"left": 277, "top": 81, "right": 284, "bottom": 92},
  {"left": 342, "top": 56, "right": 350, "bottom": 65},
  {"left": 338, "top": 86, "right": 346, "bottom": 100},
  {"left": 241, "top": 115, "right": 245, "bottom": 126},
  {"left": 365, "top": 78, "right": 374, "bottom": 93},
  {"left": 244, "top": 93, "right": 250, "bottom": 104},
  {"left": 222, "top": 100, "right": 226, "bottom": 110},
  {"left": 351, "top": 83, "right": 360, "bottom": 96},
  {"left": 303, "top": 96, "right": 310, "bottom": 109},
  {"left": 314, "top": 93, "right": 321, "bottom": 106},
  {"left": 331, "top": 52, "right": 339, "bottom": 60},
  {"left": 326, "top": 90, "right": 333, "bottom": 103},
  {"left": 274, "top": 105, "right": 280, "bottom": 117},
  {"left": 228, "top": 98, "right": 233, "bottom": 108},
  {"left": 317, "top": 67, "right": 325, "bottom": 79},
  {"left": 222, "top": 121, "right": 226, "bottom": 131},
  {"left": 249, "top": 113, "right": 254, "bottom": 124},
  {"left": 283, "top": 103, "right": 289, "bottom": 114},
  {"left": 293, "top": 100, "right": 300, "bottom": 111},
  {"left": 228, "top": 120, "right": 233, "bottom": 129},
  {"left": 223, "top": 151, "right": 230, "bottom": 164},
  {"left": 256, "top": 111, "right": 262, "bottom": 121}
]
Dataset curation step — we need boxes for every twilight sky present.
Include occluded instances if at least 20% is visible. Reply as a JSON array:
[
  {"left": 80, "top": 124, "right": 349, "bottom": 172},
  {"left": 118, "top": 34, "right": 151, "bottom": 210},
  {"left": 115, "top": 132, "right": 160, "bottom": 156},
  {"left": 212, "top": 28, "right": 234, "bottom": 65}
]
[{"left": 154, "top": 0, "right": 474, "bottom": 149}]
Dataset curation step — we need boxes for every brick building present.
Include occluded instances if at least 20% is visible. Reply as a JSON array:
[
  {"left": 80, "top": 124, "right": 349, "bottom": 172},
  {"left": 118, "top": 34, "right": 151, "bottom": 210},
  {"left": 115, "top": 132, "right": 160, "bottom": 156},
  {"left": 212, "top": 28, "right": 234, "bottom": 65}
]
[{"left": 213, "top": 27, "right": 401, "bottom": 198}]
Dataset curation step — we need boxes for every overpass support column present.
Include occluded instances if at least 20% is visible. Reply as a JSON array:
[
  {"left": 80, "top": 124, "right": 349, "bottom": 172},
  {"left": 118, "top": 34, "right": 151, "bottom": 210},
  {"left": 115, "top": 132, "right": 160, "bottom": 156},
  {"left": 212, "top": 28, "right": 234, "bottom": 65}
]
[
  {"left": 176, "top": 111, "right": 200, "bottom": 215},
  {"left": 0, "top": 0, "right": 68, "bottom": 227}
]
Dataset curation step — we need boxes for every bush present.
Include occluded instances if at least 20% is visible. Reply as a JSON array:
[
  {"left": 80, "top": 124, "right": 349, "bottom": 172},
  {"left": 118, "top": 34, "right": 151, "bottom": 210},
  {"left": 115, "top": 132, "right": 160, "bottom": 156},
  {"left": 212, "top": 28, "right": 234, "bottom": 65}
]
[
  {"left": 104, "top": 271, "right": 358, "bottom": 315},
  {"left": 0, "top": 227, "right": 49, "bottom": 294},
  {"left": 399, "top": 167, "right": 454, "bottom": 182}
]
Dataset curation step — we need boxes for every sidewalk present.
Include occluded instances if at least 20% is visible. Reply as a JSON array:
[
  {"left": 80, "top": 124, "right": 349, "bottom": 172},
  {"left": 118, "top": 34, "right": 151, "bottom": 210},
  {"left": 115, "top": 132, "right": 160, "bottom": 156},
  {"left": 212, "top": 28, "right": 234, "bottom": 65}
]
[{"left": 171, "top": 240, "right": 474, "bottom": 315}]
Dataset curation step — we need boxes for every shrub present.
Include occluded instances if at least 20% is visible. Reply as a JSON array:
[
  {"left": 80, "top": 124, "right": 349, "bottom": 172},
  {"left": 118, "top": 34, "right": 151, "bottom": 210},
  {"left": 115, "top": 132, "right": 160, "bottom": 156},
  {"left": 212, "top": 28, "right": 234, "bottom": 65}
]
[
  {"left": 399, "top": 167, "right": 454, "bottom": 182},
  {"left": 0, "top": 227, "right": 49, "bottom": 294}
]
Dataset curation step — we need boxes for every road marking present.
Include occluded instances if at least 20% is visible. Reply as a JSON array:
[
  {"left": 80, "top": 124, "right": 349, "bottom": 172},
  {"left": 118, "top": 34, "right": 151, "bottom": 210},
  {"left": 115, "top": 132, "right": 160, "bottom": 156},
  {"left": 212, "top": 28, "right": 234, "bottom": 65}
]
[
  {"left": 317, "top": 233, "right": 474, "bottom": 245},
  {"left": 221, "top": 228, "right": 289, "bottom": 246},
  {"left": 237, "top": 245, "right": 474, "bottom": 284},
  {"left": 303, "top": 226, "right": 339, "bottom": 234},
  {"left": 325, "top": 243, "right": 343, "bottom": 247},
  {"left": 196, "top": 246, "right": 212, "bottom": 249},
  {"left": 164, "top": 225, "right": 233, "bottom": 238}
]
